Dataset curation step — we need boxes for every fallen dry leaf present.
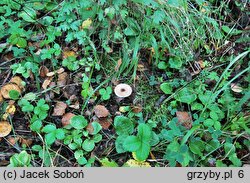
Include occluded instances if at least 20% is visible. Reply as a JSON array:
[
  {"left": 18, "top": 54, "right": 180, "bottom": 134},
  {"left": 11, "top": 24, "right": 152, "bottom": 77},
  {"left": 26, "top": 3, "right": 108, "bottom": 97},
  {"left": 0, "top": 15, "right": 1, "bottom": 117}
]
[
  {"left": 0, "top": 83, "right": 21, "bottom": 99},
  {"left": 132, "top": 106, "right": 142, "bottom": 113},
  {"left": 0, "top": 93, "right": 3, "bottom": 103},
  {"left": 57, "top": 72, "right": 68, "bottom": 86},
  {"left": 176, "top": 111, "right": 192, "bottom": 129},
  {"left": 94, "top": 105, "right": 110, "bottom": 118},
  {"left": 198, "top": 60, "right": 205, "bottom": 69},
  {"left": 69, "top": 95, "right": 80, "bottom": 109},
  {"left": 0, "top": 121, "right": 12, "bottom": 137},
  {"left": 115, "top": 58, "right": 122, "bottom": 71},
  {"left": 137, "top": 64, "right": 147, "bottom": 72},
  {"left": 39, "top": 66, "right": 49, "bottom": 78},
  {"left": 81, "top": 18, "right": 92, "bottom": 29},
  {"left": 98, "top": 117, "right": 112, "bottom": 129},
  {"left": 20, "top": 138, "right": 33, "bottom": 146},
  {"left": 42, "top": 77, "right": 52, "bottom": 90},
  {"left": 7, "top": 136, "right": 20, "bottom": 146},
  {"left": 231, "top": 83, "right": 243, "bottom": 93},
  {"left": 56, "top": 68, "right": 65, "bottom": 74},
  {"left": 63, "top": 51, "right": 76, "bottom": 59},
  {"left": 6, "top": 104, "right": 16, "bottom": 115},
  {"left": 52, "top": 101, "right": 67, "bottom": 116},
  {"left": 46, "top": 71, "right": 55, "bottom": 77},
  {"left": 86, "top": 122, "right": 94, "bottom": 134},
  {"left": 125, "top": 159, "right": 151, "bottom": 167},
  {"left": 62, "top": 113, "right": 75, "bottom": 127}
]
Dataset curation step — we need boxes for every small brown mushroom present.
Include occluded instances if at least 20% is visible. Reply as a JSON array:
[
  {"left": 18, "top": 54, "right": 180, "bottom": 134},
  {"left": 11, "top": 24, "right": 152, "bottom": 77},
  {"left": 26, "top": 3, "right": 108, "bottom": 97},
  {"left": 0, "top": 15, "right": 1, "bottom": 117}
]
[
  {"left": 0, "top": 121, "right": 12, "bottom": 137},
  {"left": 0, "top": 83, "right": 21, "bottom": 99},
  {"left": 114, "top": 83, "right": 132, "bottom": 98}
]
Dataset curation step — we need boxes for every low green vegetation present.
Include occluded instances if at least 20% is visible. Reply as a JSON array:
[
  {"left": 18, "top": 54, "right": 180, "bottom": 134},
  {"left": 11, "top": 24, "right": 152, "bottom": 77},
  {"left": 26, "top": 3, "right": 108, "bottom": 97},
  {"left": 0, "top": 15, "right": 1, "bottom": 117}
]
[{"left": 0, "top": 0, "right": 249, "bottom": 167}]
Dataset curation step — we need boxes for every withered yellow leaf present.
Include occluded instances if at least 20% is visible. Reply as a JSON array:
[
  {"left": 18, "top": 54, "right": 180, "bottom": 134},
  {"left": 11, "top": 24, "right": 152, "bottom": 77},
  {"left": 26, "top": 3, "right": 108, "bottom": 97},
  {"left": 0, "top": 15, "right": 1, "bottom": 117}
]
[
  {"left": 125, "top": 159, "right": 151, "bottom": 167},
  {"left": 6, "top": 104, "right": 16, "bottom": 115},
  {"left": 81, "top": 18, "right": 92, "bottom": 29}
]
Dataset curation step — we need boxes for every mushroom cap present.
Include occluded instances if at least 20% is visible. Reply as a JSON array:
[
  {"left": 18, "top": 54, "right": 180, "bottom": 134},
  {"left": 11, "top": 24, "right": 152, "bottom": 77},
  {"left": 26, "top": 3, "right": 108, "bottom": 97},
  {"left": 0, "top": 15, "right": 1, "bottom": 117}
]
[
  {"left": 0, "top": 83, "right": 21, "bottom": 99},
  {"left": 114, "top": 83, "right": 132, "bottom": 98},
  {"left": 0, "top": 121, "right": 12, "bottom": 137}
]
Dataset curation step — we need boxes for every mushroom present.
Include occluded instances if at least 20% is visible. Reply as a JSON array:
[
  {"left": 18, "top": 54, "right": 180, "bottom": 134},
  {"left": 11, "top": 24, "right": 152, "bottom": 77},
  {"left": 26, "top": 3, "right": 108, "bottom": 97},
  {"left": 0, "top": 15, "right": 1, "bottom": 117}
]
[
  {"left": 0, "top": 83, "right": 21, "bottom": 99},
  {"left": 0, "top": 121, "right": 12, "bottom": 137},
  {"left": 114, "top": 83, "right": 132, "bottom": 98}
]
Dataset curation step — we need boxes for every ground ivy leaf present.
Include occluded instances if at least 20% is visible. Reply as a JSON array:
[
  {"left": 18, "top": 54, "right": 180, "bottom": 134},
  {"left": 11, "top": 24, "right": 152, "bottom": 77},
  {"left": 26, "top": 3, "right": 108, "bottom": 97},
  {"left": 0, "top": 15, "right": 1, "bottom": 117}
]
[{"left": 82, "top": 139, "right": 95, "bottom": 152}]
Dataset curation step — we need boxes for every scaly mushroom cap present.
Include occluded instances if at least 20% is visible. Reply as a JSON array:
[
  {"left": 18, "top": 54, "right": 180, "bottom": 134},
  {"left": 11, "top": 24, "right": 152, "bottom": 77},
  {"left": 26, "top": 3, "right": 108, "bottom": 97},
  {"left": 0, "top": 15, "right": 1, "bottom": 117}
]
[{"left": 114, "top": 84, "right": 132, "bottom": 98}]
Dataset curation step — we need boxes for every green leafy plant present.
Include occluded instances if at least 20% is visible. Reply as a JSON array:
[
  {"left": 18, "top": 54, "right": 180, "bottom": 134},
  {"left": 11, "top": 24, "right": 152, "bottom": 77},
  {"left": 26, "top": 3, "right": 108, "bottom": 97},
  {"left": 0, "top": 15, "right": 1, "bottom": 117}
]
[
  {"left": 123, "top": 123, "right": 152, "bottom": 161},
  {"left": 42, "top": 124, "right": 65, "bottom": 145},
  {"left": 8, "top": 151, "right": 32, "bottom": 167},
  {"left": 99, "top": 86, "right": 112, "bottom": 100},
  {"left": 62, "top": 116, "right": 102, "bottom": 166}
]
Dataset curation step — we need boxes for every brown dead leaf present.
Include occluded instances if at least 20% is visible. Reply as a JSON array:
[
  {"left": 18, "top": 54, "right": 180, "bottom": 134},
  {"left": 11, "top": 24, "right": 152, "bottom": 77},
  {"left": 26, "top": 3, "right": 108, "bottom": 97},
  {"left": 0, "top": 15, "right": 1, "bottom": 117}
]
[
  {"left": 86, "top": 122, "right": 94, "bottom": 134},
  {"left": 6, "top": 104, "right": 16, "bottom": 115},
  {"left": 68, "top": 95, "right": 80, "bottom": 109},
  {"left": 42, "top": 77, "right": 52, "bottom": 90},
  {"left": 56, "top": 68, "right": 65, "bottom": 74},
  {"left": 231, "top": 83, "right": 243, "bottom": 93},
  {"left": 62, "top": 113, "right": 75, "bottom": 127},
  {"left": 0, "top": 93, "right": 3, "bottom": 103},
  {"left": 39, "top": 66, "right": 49, "bottom": 78},
  {"left": 115, "top": 58, "right": 122, "bottom": 71},
  {"left": 132, "top": 106, "right": 142, "bottom": 113},
  {"left": 63, "top": 50, "right": 76, "bottom": 59},
  {"left": 46, "top": 71, "right": 55, "bottom": 77},
  {"left": 20, "top": 138, "right": 33, "bottom": 146},
  {"left": 98, "top": 117, "right": 112, "bottom": 129},
  {"left": 52, "top": 101, "right": 67, "bottom": 116},
  {"left": 0, "top": 83, "right": 21, "bottom": 99},
  {"left": 137, "top": 64, "right": 147, "bottom": 72},
  {"left": 176, "top": 111, "right": 192, "bottom": 129},
  {"left": 57, "top": 72, "right": 68, "bottom": 86},
  {"left": 94, "top": 105, "right": 110, "bottom": 118},
  {"left": 198, "top": 60, "right": 205, "bottom": 69},
  {"left": 7, "top": 136, "right": 20, "bottom": 146},
  {"left": 0, "top": 121, "right": 12, "bottom": 137}
]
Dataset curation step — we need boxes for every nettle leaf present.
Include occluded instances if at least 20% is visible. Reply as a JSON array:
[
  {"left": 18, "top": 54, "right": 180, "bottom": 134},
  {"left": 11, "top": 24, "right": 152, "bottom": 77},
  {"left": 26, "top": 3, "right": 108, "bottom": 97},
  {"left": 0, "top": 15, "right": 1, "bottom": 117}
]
[
  {"left": 114, "top": 116, "right": 134, "bottom": 135},
  {"left": 160, "top": 83, "right": 173, "bottom": 94},
  {"left": 82, "top": 139, "right": 95, "bottom": 152},
  {"left": 175, "top": 87, "right": 197, "bottom": 104},
  {"left": 70, "top": 115, "right": 88, "bottom": 129}
]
